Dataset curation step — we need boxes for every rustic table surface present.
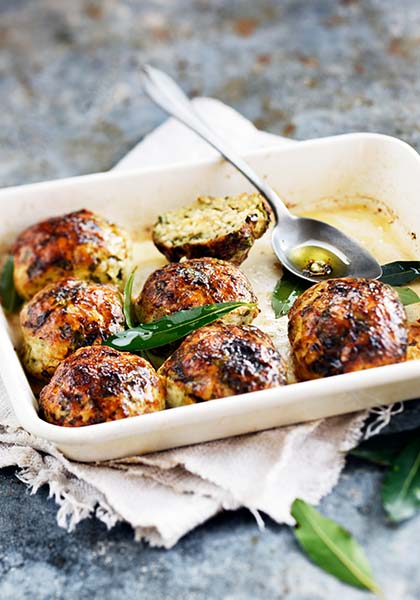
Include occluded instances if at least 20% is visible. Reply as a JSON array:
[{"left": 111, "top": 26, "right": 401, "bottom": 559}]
[{"left": 1, "top": 1, "right": 420, "bottom": 598}]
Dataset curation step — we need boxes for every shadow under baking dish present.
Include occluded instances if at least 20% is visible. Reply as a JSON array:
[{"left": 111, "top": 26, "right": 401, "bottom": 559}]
[{"left": 1, "top": 132, "right": 420, "bottom": 462}]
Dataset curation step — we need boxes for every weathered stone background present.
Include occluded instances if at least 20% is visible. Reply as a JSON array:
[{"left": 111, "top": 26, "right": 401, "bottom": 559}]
[
  {"left": 2, "top": 0, "right": 420, "bottom": 186},
  {"left": 1, "top": 1, "right": 420, "bottom": 598}
]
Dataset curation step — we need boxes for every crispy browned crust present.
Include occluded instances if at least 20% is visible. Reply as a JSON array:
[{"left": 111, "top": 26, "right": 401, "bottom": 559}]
[
  {"left": 152, "top": 194, "right": 271, "bottom": 265},
  {"left": 153, "top": 227, "right": 256, "bottom": 265},
  {"left": 39, "top": 346, "right": 166, "bottom": 427},
  {"left": 408, "top": 320, "right": 420, "bottom": 360},
  {"left": 135, "top": 257, "right": 259, "bottom": 325},
  {"left": 20, "top": 278, "right": 126, "bottom": 381},
  {"left": 288, "top": 278, "right": 408, "bottom": 381},
  {"left": 12, "top": 209, "right": 131, "bottom": 299},
  {"left": 158, "top": 323, "right": 287, "bottom": 406}
]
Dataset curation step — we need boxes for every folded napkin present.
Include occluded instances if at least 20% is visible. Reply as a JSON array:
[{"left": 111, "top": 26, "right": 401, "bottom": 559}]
[{"left": 0, "top": 99, "right": 367, "bottom": 548}]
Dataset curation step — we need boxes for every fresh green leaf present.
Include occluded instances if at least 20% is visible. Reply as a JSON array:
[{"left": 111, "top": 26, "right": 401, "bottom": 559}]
[
  {"left": 104, "top": 301, "right": 255, "bottom": 352},
  {"left": 272, "top": 276, "right": 309, "bottom": 318},
  {"left": 382, "top": 436, "right": 420, "bottom": 522},
  {"left": 123, "top": 268, "right": 137, "bottom": 328},
  {"left": 350, "top": 430, "right": 420, "bottom": 466},
  {"left": 393, "top": 286, "right": 420, "bottom": 306},
  {"left": 140, "top": 348, "right": 167, "bottom": 370},
  {"left": 0, "top": 255, "right": 23, "bottom": 314},
  {"left": 291, "top": 499, "right": 382, "bottom": 595},
  {"left": 379, "top": 261, "right": 420, "bottom": 286},
  {"left": 350, "top": 443, "right": 399, "bottom": 467}
]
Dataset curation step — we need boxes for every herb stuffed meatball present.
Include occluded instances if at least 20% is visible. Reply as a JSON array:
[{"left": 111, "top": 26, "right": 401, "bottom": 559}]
[
  {"left": 159, "top": 322, "right": 287, "bottom": 407},
  {"left": 39, "top": 345, "right": 166, "bottom": 427},
  {"left": 288, "top": 278, "right": 408, "bottom": 381},
  {"left": 20, "top": 278, "right": 125, "bottom": 380},
  {"left": 12, "top": 209, "right": 131, "bottom": 299},
  {"left": 153, "top": 193, "right": 271, "bottom": 265},
  {"left": 135, "top": 257, "right": 259, "bottom": 326}
]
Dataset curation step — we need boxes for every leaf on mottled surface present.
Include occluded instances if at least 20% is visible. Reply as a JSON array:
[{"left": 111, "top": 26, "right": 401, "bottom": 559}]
[
  {"left": 350, "top": 430, "right": 420, "bottom": 466},
  {"left": 382, "top": 437, "right": 420, "bottom": 522},
  {"left": 291, "top": 499, "right": 382, "bottom": 595},
  {"left": 351, "top": 445, "right": 399, "bottom": 467}
]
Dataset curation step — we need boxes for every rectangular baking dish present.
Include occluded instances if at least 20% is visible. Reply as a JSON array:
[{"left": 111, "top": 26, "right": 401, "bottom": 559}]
[{"left": 1, "top": 132, "right": 420, "bottom": 462}]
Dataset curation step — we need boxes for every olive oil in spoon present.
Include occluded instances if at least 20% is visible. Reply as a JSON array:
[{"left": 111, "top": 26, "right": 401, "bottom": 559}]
[{"left": 288, "top": 242, "right": 350, "bottom": 279}]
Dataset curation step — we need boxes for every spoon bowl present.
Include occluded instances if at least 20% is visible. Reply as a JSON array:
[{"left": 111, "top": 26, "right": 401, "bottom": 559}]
[
  {"left": 274, "top": 214, "right": 382, "bottom": 283},
  {"left": 140, "top": 65, "right": 382, "bottom": 283}
]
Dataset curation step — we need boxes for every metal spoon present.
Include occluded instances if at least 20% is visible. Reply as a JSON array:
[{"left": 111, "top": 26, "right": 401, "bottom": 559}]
[{"left": 140, "top": 65, "right": 382, "bottom": 283}]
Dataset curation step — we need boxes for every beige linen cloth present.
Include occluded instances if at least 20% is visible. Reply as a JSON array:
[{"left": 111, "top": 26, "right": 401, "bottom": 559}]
[{"left": 0, "top": 99, "right": 368, "bottom": 548}]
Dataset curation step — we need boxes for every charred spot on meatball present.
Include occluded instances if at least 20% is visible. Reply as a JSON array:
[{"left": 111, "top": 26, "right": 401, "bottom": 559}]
[
  {"left": 39, "top": 345, "right": 166, "bottom": 427},
  {"left": 12, "top": 209, "right": 131, "bottom": 299},
  {"left": 20, "top": 278, "right": 126, "bottom": 381},
  {"left": 152, "top": 193, "right": 271, "bottom": 265},
  {"left": 288, "top": 277, "right": 408, "bottom": 381},
  {"left": 158, "top": 323, "right": 287, "bottom": 407},
  {"left": 135, "top": 257, "right": 259, "bottom": 327}
]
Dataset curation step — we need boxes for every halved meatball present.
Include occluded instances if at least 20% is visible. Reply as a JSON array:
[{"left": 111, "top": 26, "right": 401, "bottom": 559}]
[
  {"left": 39, "top": 345, "right": 165, "bottom": 427},
  {"left": 158, "top": 323, "right": 287, "bottom": 407},
  {"left": 152, "top": 193, "right": 271, "bottom": 265},
  {"left": 12, "top": 209, "right": 131, "bottom": 299},
  {"left": 20, "top": 278, "right": 125, "bottom": 380},
  {"left": 288, "top": 278, "right": 408, "bottom": 381},
  {"left": 135, "top": 257, "right": 259, "bottom": 326}
]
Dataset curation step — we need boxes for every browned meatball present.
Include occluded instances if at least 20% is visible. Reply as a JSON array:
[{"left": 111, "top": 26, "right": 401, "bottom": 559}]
[
  {"left": 39, "top": 346, "right": 166, "bottom": 427},
  {"left": 408, "top": 321, "right": 420, "bottom": 360},
  {"left": 288, "top": 278, "right": 408, "bottom": 381},
  {"left": 12, "top": 209, "right": 131, "bottom": 299},
  {"left": 158, "top": 323, "right": 287, "bottom": 407},
  {"left": 135, "top": 257, "right": 259, "bottom": 326},
  {"left": 153, "top": 193, "right": 271, "bottom": 265},
  {"left": 20, "top": 278, "right": 126, "bottom": 381}
]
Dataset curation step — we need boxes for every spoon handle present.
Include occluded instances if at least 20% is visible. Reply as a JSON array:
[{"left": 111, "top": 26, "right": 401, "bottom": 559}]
[{"left": 140, "top": 65, "right": 290, "bottom": 222}]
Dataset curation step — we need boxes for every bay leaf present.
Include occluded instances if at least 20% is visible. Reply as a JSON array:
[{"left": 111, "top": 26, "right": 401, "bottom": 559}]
[
  {"left": 393, "top": 286, "right": 420, "bottom": 306},
  {"left": 0, "top": 255, "right": 23, "bottom": 314},
  {"left": 379, "top": 261, "right": 420, "bottom": 286},
  {"left": 350, "top": 430, "right": 420, "bottom": 466},
  {"left": 382, "top": 436, "right": 420, "bottom": 522},
  {"left": 105, "top": 301, "right": 255, "bottom": 351},
  {"left": 272, "top": 276, "right": 308, "bottom": 318},
  {"left": 291, "top": 499, "right": 382, "bottom": 595},
  {"left": 123, "top": 268, "right": 137, "bottom": 329}
]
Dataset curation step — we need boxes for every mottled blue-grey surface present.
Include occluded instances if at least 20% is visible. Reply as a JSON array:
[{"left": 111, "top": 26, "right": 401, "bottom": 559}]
[{"left": 1, "top": 1, "right": 420, "bottom": 598}]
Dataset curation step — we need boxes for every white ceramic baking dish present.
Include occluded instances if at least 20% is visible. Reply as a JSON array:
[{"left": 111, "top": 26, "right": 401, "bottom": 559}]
[{"left": 1, "top": 132, "right": 420, "bottom": 462}]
